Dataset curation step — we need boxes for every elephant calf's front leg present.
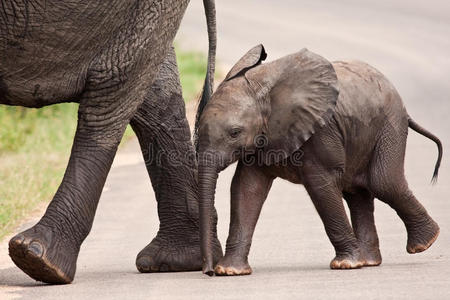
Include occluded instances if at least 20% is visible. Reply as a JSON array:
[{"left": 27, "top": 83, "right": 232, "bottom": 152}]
[{"left": 215, "top": 162, "right": 274, "bottom": 276}]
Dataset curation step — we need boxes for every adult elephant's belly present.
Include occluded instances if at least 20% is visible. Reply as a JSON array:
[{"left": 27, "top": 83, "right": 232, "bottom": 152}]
[
  {"left": 0, "top": 0, "right": 138, "bottom": 107},
  {"left": 0, "top": 61, "right": 89, "bottom": 108}
]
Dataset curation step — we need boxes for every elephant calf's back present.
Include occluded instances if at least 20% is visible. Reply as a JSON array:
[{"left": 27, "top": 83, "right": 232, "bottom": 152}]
[{"left": 332, "top": 60, "right": 407, "bottom": 128}]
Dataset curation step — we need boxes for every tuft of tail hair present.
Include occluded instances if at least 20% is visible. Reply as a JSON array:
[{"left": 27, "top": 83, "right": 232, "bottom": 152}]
[{"left": 408, "top": 117, "right": 443, "bottom": 184}]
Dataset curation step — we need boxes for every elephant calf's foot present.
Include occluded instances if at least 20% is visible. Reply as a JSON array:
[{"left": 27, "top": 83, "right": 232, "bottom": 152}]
[
  {"left": 330, "top": 250, "right": 364, "bottom": 269},
  {"left": 136, "top": 235, "right": 223, "bottom": 273},
  {"left": 214, "top": 255, "right": 252, "bottom": 276},
  {"left": 360, "top": 246, "right": 382, "bottom": 267},
  {"left": 406, "top": 219, "right": 440, "bottom": 254},
  {"left": 9, "top": 225, "right": 78, "bottom": 284}
]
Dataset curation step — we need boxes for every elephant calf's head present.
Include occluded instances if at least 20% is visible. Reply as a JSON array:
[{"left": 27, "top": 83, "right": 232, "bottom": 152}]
[{"left": 197, "top": 44, "right": 340, "bottom": 168}]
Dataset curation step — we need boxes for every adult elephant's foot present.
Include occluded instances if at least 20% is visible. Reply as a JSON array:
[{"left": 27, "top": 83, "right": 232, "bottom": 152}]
[
  {"left": 330, "top": 250, "right": 364, "bottom": 269},
  {"left": 136, "top": 233, "right": 223, "bottom": 273},
  {"left": 214, "top": 255, "right": 252, "bottom": 276},
  {"left": 9, "top": 224, "right": 79, "bottom": 284},
  {"left": 406, "top": 218, "right": 440, "bottom": 254}
]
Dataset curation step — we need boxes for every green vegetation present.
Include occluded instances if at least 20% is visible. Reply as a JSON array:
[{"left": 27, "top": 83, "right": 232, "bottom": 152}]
[
  {"left": 177, "top": 50, "right": 208, "bottom": 101},
  {"left": 0, "top": 49, "right": 208, "bottom": 239},
  {"left": 0, "top": 105, "right": 77, "bottom": 238}
]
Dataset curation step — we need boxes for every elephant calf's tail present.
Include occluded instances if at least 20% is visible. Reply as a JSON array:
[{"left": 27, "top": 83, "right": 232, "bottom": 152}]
[{"left": 408, "top": 118, "right": 443, "bottom": 184}]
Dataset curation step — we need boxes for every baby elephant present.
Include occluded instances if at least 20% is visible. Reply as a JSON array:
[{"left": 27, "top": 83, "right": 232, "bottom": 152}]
[{"left": 195, "top": 45, "right": 442, "bottom": 276}]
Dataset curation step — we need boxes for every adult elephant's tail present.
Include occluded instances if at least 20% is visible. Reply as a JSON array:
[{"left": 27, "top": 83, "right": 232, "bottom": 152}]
[
  {"left": 194, "top": 0, "right": 217, "bottom": 150},
  {"left": 408, "top": 117, "right": 443, "bottom": 183}
]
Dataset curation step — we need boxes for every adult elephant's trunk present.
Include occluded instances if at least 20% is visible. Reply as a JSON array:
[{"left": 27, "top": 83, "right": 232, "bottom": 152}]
[
  {"left": 194, "top": 0, "right": 217, "bottom": 149},
  {"left": 198, "top": 162, "right": 219, "bottom": 276}
]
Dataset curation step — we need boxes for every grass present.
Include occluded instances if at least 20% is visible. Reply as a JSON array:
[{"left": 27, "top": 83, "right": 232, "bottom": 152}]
[
  {"left": 0, "top": 105, "right": 78, "bottom": 239},
  {"left": 0, "top": 48, "right": 209, "bottom": 239},
  {"left": 177, "top": 50, "right": 208, "bottom": 102}
]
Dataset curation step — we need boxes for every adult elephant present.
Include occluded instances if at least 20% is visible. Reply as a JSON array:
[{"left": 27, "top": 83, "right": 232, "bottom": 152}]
[{"left": 0, "top": 0, "right": 222, "bottom": 284}]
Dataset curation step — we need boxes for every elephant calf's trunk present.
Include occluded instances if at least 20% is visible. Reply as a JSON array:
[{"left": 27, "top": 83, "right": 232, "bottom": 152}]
[{"left": 198, "top": 164, "right": 219, "bottom": 276}]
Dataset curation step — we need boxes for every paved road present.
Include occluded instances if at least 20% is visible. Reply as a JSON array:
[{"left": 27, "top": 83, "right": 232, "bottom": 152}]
[{"left": 1, "top": 1, "right": 449, "bottom": 299}]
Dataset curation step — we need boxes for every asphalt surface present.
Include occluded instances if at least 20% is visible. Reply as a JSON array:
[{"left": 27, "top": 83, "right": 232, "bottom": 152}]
[{"left": 1, "top": 0, "right": 449, "bottom": 299}]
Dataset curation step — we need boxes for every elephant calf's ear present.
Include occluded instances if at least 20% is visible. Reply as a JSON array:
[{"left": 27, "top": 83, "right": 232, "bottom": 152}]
[
  {"left": 247, "top": 49, "right": 340, "bottom": 164},
  {"left": 225, "top": 44, "right": 267, "bottom": 81}
]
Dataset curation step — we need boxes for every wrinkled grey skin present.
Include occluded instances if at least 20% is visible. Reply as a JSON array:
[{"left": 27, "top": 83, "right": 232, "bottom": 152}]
[
  {"left": 196, "top": 45, "right": 442, "bottom": 276},
  {"left": 1, "top": 0, "right": 222, "bottom": 284}
]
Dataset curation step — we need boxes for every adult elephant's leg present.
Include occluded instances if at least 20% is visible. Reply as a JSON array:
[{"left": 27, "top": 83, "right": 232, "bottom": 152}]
[
  {"left": 370, "top": 123, "right": 439, "bottom": 254},
  {"left": 8, "top": 88, "right": 140, "bottom": 284},
  {"left": 130, "top": 48, "right": 222, "bottom": 273},
  {"left": 8, "top": 52, "right": 152, "bottom": 284},
  {"left": 214, "top": 162, "right": 274, "bottom": 276},
  {"left": 303, "top": 163, "right": 364, "bottom": 269},
  {"left": 343, "top": 190, "right": 382, "bottom": 266}
]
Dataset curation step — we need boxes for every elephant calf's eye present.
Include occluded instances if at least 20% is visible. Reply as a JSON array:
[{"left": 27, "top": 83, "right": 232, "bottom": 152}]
[{"left": 229, "top": 128, "right": 242, "bottom": 138}]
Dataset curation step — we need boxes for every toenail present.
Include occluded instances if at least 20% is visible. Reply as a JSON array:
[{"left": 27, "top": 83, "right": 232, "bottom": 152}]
[
  {"left": 136, "top": 256, "right": 151, "bottom": 271},
  {"left": 160, "top": 264, "right": 169, "bottom": 272},
  {"left": 10, "top": 235, "right": 25, "bottom": 245},
  {"left": 150, "top": 265, "right": 160, "bottom": 272},
  {"left": 27, "top": 241, "right": 44, "bottom": 258}
]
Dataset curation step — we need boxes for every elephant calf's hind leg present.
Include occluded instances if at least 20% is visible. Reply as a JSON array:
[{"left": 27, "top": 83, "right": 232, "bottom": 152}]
[
  {"left": 344, "top": 190, "right": 382, "bottom": 266},
  {"left": 370, "top": 125, "right": 439, "bottom": 254},
  {"left": 373, "top": 184, "right": 439, "bottom": 254}
]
